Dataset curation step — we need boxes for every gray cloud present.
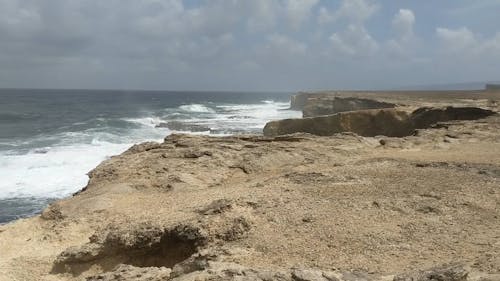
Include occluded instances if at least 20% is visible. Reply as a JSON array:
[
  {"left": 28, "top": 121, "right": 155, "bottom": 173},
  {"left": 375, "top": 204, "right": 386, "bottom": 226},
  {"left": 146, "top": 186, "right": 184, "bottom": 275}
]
[{"left": 0, "top": 0, "right": 499, "bottom": 91}]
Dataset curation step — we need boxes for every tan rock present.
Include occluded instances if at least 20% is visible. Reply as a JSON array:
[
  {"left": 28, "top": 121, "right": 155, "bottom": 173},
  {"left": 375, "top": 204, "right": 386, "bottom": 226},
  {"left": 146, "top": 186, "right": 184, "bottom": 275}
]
[{"left": 1, "top": 91, "right": 500, "bottom": 280}]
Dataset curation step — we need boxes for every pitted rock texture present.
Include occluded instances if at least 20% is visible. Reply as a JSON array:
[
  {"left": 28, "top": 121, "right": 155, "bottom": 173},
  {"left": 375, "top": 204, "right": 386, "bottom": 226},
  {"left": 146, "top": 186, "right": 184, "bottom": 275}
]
[{"left": 1, "top": 91, "right": 500, "bottom": 281}]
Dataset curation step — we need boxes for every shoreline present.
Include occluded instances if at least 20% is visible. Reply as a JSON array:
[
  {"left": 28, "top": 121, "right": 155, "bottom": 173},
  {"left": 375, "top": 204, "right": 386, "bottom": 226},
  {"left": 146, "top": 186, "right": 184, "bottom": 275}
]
[{"left": 1, "top": 90, "right": 499, "bottom": 280}]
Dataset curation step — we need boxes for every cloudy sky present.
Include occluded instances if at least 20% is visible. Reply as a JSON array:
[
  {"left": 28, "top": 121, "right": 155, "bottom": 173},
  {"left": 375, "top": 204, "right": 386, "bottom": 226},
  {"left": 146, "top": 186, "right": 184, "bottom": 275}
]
[{"left": 0, "top": 0, "right": 499, "bottom": 91}]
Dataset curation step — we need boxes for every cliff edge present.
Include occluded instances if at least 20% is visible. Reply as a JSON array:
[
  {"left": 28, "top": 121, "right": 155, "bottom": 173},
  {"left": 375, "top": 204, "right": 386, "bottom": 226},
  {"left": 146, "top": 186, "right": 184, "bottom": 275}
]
[{"left": 0, "top": 92, "right": 500, "bottom": 281}]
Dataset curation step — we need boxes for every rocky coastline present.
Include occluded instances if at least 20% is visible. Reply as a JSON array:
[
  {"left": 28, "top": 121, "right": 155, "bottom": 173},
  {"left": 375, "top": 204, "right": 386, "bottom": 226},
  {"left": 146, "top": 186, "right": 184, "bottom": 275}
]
[{"left": 1, "top": 90, "right": 500, "bottom": 281}]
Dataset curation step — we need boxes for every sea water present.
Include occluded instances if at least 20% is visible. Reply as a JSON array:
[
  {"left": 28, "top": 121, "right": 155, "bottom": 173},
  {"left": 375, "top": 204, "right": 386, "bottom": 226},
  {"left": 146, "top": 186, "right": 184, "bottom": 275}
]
[{"left": 0, "top": 89, "right": 301, "bottom": 223}]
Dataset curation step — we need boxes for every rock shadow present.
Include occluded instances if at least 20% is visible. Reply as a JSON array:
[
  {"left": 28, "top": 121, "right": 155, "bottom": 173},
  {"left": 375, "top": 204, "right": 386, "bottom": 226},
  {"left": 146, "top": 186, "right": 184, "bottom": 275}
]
[{"left": 52, "top": 224, "right": 204, "bottom": 276}]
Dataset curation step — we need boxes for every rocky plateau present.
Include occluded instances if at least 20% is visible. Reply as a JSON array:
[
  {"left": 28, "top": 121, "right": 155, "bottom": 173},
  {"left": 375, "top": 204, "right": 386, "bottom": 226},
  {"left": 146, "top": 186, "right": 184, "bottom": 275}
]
[{"left": 1, "top": 90, "right": 500, "bottom": 281}]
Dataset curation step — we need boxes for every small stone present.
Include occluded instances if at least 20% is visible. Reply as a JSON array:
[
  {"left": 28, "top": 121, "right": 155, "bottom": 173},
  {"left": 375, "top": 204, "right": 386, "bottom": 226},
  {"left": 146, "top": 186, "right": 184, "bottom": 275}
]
[{"left": 198, "top": 199, "right": 232, "bottom": 215}]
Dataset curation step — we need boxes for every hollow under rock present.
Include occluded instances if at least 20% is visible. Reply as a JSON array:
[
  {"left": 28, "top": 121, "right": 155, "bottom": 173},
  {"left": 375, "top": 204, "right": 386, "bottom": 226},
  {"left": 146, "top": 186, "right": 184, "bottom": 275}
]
[
  {"left": 53, "top": 224, "right": 204, "bottom": 276},
  {"left": 121, "top": 229, "right": 198, "bottom": 268}
]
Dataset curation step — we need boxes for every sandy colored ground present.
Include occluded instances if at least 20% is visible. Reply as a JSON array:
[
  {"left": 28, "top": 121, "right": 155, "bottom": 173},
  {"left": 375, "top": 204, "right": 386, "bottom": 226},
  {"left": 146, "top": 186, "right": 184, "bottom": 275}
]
[{"left": 0, "top": 91, "right": 499, "bottom": 281}]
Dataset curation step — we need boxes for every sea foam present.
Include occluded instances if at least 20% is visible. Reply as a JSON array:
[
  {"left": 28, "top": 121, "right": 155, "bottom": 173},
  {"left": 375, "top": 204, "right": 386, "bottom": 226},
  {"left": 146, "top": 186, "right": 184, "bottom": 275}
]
[
  {"left": 179, "top": 104, "right": 216, "bottom": 113},
  {"left": 0, "top": 100, "right": 299, "bottom": 200},
  {"left": 0, "top": 141, "right": 131, "bottom": 199}
]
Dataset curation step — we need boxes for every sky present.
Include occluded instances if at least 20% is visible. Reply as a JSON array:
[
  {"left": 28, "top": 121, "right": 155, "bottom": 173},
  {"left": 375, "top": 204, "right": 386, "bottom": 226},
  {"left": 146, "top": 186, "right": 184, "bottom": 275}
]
[{"left": 0, "top": 0, "right": 499, "bottom": 91}]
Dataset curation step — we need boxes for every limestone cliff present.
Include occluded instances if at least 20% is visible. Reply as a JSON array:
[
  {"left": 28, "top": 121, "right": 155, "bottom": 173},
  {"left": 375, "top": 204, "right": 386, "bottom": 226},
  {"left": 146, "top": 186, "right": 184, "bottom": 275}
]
[
  {"left": 264, "top": 106, "right": 496, "bottom": 137},
  {"left": 264, "top": 108, "right": 413, "bottom": 137},
  {"left": 302, "top": 97, "right": 396, "bottom": 117},
  {"left": 1, "top": 91, "right": 500, "bottom": 281}
]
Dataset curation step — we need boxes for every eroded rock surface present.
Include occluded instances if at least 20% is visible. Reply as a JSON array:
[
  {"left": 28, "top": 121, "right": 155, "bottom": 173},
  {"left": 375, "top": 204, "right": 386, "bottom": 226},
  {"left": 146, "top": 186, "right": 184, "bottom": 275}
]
[
  {"left": 264, "top": 107, "right": 496, "bottom": 137},
  {"left": 303, "top": 97, "right": 396, "bottom": 117},
  {"left": 264, "top": 108, "right": 412, "bottom": 137},
  {"left": 1, "top": 91, "right": 500, "bottom": 281}
]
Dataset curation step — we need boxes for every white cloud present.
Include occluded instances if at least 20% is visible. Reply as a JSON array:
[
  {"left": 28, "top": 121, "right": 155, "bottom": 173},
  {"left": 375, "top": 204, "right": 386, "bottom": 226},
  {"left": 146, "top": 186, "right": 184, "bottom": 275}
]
[
  {"left": 246, "top": 0, "right": 279, "bottom": 32},
  {"left": 384, "top": 9, "right": 419, "bottom": 60},
  {"left": 392, "top": 9, "right": 415, "bottom": 40},
  {"left": 436, "top": 27, "right": 476, "bottom": 51},
  {"left": 317, "top": 6, "right": 334, "bottom": 25},
  {"left": 432, "top": 26, "right": 500, "bottom": 83},
  {"left": 329, "top": 24, "right": 378, "bottom": 57},
  {"left": 320, "top": 0, "right": 379, "bottom": 59},
  {"left": 336, "top": 0, "right": 378, "bottom": 23},
  {"left": 319, "top": 0, "right": 378, "bottom": 24},
  {"left": 284, "top": 0, "right": 319, "bottom": 29},
  {"left": 481, "top": 32, "right": 500, "bottom": 54},
  {"left": 266, "top": 34, "right": 307, "bottom": 56},
  {"left": 436, "top": 27, "right": 500, "bottom": 59},
  {"left": 0, "top": 1, "right": 41, "bottom": 34}
]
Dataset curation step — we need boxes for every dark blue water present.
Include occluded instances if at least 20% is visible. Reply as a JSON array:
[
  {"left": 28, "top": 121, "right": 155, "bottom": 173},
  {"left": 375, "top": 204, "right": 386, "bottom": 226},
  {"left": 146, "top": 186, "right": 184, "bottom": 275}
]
[{"left": 0, "top": 89, "right": 300, "bottom": 224}]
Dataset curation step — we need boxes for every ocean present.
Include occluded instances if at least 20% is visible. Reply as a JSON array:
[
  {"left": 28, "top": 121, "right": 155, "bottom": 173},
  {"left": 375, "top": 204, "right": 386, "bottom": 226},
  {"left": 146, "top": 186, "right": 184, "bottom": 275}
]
[{"left": 0, "top": 89, "right": 301, "bottom": 224}]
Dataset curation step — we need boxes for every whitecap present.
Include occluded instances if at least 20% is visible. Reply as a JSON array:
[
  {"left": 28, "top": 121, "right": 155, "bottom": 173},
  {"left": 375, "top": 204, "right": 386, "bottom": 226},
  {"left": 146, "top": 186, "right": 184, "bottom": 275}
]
[
  {"left": 123, "top": 116, "right": 164, "bottom": 128},
  {"left": 179, "top": 104, "right": 216, "bottom": 113},
  {"left": 0, "top": 141, "right": 132, "bottom": 199}
]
